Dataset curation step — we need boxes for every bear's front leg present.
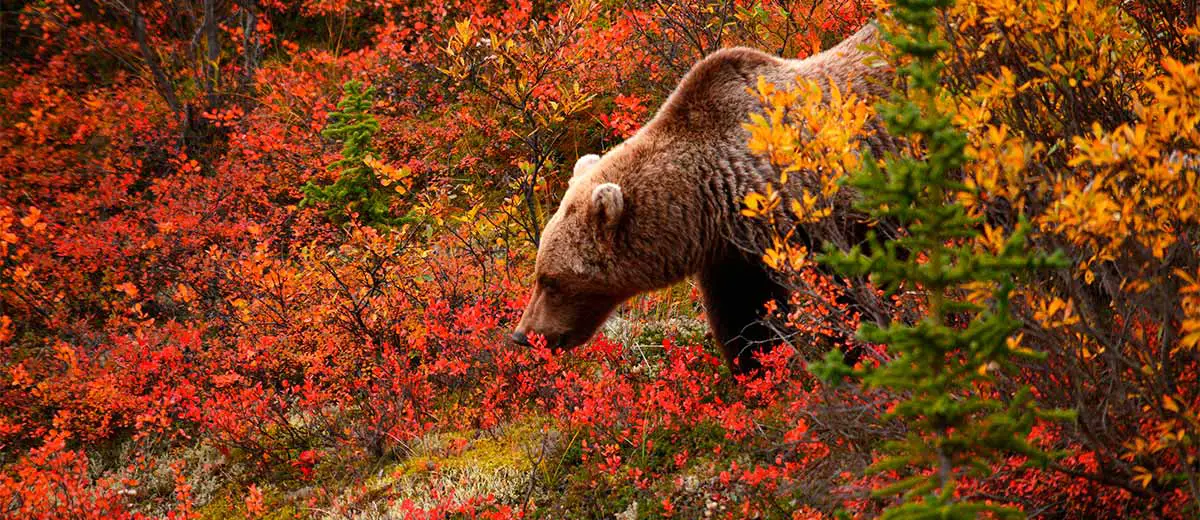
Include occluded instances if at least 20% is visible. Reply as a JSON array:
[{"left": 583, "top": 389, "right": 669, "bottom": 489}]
[{"left": 697, "top": 251, "right": 790, "bottom": 375}]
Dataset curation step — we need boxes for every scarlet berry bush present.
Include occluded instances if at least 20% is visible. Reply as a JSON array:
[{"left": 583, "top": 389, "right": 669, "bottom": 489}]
[{"left": 0, "top": 0, "right": 1196, "bottom": 518}]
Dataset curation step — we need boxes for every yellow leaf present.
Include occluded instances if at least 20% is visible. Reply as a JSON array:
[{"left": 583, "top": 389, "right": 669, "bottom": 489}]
[{"left": 1133, "top": 467, "right": 1153, "bottom": 488}]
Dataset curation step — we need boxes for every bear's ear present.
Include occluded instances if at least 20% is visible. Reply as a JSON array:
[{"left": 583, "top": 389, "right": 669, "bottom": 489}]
[
  {"left": 573, "top": 154, "right": 601, "bottom": 178},
  {"left": 590, "top": 182, "right": 624, "bottom": 234}
]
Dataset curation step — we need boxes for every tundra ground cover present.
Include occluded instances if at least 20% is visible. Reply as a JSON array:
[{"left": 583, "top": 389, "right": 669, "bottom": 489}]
[{"left": 1, "top": 0, "right": 1198, "bottom": 518}]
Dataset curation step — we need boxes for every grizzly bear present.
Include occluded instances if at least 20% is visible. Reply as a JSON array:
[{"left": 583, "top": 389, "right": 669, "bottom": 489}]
[{"left": 510, "top": 23, "right": 893, "bottom": 374}]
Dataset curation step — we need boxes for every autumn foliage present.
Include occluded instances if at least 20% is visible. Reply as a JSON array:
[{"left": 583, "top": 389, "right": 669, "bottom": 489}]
[{"left": 1, "top": 0, "right": 1198, "bottom": 518}]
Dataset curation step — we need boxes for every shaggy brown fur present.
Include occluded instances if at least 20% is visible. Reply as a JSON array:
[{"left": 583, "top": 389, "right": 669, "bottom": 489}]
[{"left": 511, "top": 23, "right": 894, "bottom": 373}]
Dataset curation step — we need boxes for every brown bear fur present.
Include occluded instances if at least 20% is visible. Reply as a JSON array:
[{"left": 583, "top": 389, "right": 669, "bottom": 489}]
[{"left": 511, "top": 23, "right": 893, "bottom": 374}]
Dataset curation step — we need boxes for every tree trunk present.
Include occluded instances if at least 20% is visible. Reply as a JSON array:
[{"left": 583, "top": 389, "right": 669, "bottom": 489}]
[{"left": 129, "top": 0, "right": 185, "bottom": 122}]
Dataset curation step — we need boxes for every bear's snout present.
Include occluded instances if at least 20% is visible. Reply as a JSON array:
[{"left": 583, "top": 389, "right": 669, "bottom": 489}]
[
  {"left": 510, "top": 327, "right": 562, "bottom": 348},
  {"left": 513, "top": 286, "right": 627, "bottom": 351}
]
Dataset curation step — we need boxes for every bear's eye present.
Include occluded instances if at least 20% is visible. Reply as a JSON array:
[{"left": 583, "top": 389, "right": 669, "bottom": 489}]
[{"left": 538, "top": 275, "right": 559, "bottom": 292}]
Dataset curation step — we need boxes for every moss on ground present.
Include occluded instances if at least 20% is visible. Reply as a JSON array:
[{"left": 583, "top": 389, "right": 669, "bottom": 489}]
[
  {"left": 198, "top": 483, "right": 300, "bottom": 520},
  {"left": 361, "top": 418, "right": 561, "bottom": 515}
]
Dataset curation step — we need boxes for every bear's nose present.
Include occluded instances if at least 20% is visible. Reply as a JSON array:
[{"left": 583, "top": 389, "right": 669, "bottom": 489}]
[{"left": 510, "top": 329, "right": 530, "bottom": 346}]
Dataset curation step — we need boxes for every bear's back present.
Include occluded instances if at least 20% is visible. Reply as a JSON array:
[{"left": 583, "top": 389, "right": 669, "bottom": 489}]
[{"left": 645, "top": 23, "right": 887, "bottom": 142}]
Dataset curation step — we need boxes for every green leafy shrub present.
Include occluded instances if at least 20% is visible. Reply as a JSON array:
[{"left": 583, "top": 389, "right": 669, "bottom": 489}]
[{"left": 302, "top": 80, "right": 402, "bottom": 226}]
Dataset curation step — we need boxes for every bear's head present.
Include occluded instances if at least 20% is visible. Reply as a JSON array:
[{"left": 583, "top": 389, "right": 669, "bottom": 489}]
[{"left": 510, "top": 153, "right": 639, "bottom": 349}]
